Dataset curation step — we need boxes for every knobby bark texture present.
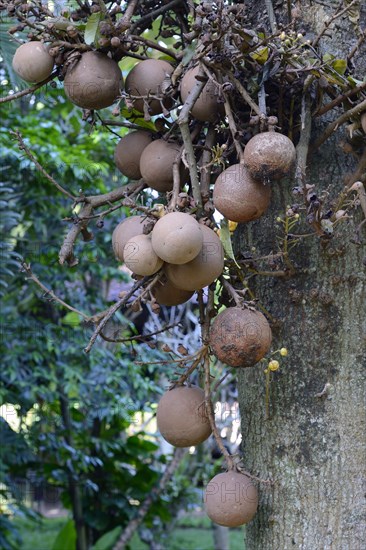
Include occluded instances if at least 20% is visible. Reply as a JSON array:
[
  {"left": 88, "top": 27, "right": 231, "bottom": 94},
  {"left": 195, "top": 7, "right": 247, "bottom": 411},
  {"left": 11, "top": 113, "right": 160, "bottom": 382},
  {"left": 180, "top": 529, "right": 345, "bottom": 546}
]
[{"left": 236, "top": 2, "right": 366, "bottom": 549}]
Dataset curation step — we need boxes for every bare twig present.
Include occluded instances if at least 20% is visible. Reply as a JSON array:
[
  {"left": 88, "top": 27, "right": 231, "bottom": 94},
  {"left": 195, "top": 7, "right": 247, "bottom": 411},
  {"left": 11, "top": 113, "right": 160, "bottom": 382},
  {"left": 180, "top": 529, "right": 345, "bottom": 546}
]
[
  {"left": 204, "top": 354, "right": 235, "bottom": 470},
  {"left": 199, "top": 125, "right": 216, "bottom": 201},
  {"left": 21, "top": 262, "right": 90, "bottom": 321},
  {"left": 59, "top": 203, "right": 93, "bottom": 266},
  {"left": 129, "top": 34, "right": 179, "bottom": 60},
  {"left": 130, "top": 0, "right": 183, "bottom": 33},
  {"left": 311, "top": 98, "right": 366, "bottom": 151},
  {"left": 84, "top": 276, "right": 149, "bottom": 353},
  {"left": 11, "top": 131, "right": 76, "bottom": 200},
  {"left": 226, "top": 73, "right": 262, "bottom": 117},
  {"left": 59, "top": 181, "right": 145, "bottom": 266},
  {"left": 178, "top": 66, "right": 207, "bottom": 208},
  {"left": 113, "top": 447, "right": 186, "bottom": 550},
  {"left": 312, "top": 0, "right": 360, "bottom": 48},
  {"left": 171, "top": 346, "right": 208, "bottom": 388},
  {"left": 0, "top": 73, "right": 55, "bottom": 104},
  {"left": 315, "top": 81, "right": 366, "bottom": 117},
  {"left": 99, "top": 322, "right": 178, "bottom": 344}
]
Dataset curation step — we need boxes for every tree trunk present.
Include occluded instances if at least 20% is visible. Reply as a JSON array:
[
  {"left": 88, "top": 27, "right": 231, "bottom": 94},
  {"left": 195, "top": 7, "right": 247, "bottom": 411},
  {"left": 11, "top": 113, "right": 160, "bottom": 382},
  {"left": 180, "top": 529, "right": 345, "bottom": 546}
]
[
  {"left": 212, "top": 523, "right": 230, "bottom": 550},
  {"left": 236, "top": 2, "right": 366, "bottom": 549}
]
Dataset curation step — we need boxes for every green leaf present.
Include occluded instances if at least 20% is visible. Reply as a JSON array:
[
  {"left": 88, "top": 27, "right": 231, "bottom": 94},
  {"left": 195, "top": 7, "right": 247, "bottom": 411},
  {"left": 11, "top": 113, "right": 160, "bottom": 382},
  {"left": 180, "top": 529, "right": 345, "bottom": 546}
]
[
  {"left": 61, "top": 311, "right": 81, "bottom": 326},
  {"left": 332, "top": 59, "right": 347, "bottom": 75},
  {"left": 52, "top": 520, "right": 76, "bottom": 550},
  {"left": 219, "top": 218, "right": 240, "bottom": 268},
  {"left": 250, "top": 46, "right": 269, "bottom": 64},
  {"left": 85, "top": 12, "right": 102, "bottom": 45},
  {"left": 92, "top": 526, "right": 122, "bottom": 550}
]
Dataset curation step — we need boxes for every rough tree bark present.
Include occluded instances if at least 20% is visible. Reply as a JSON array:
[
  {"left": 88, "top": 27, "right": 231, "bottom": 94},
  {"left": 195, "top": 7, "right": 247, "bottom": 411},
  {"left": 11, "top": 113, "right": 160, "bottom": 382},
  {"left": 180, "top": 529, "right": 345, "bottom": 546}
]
[{"left": 236, "top": 2, "right": 366, "bottom": 549}]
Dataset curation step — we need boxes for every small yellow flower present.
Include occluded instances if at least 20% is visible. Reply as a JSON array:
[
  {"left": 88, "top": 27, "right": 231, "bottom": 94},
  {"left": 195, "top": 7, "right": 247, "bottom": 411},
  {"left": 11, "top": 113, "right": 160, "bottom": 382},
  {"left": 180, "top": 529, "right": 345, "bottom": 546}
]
[
  {"left": 294, "top": 213, "right": 300, "bottom": 219},
  {"left": 276, "top": 216, "right": 282, "bottom": 223},
  {"left": 268, "top": 360, "right": 280, "bottom": 372},
  {"left": 264, "top": 369, "right": 269, "bottom": 374},
  {"left": 280, "top": 347, "right": 288, "bottom": 357},
  {"left": 280, "top": 31, "right": 286, "bottom": 40},
  {"left": 228, "top": 220, "right": 238, "bottom": 232}
]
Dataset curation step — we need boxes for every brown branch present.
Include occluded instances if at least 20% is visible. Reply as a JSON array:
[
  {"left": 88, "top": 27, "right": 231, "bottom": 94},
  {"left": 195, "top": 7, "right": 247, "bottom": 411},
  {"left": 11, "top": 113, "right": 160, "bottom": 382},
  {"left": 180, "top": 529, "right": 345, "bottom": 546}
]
[
  {"left": 129, "top": 34, "right": 178, "bottom": 60},
  {"left": 178, "top": 67, "right": 207, "bottom": 208},
  {"left": 11, "top": 131, "right": 76, "bottom": 200},
  {"left": 84, "top": 276, "right": 149, "bottom": 353},
  {"left": 315, "top": 81, "right": 366, "bottom": 117},
  {"left": 0, "top": 73, "right": 55, "bottom": 104},
  {"left": 312, "top": 0, "right": 360, "bottom": 48},
  {"left": 219, "top": 277, "right": 243, "bottom": 307},
  {"left": 199, "top": 125, "right": 216, "bottom": 201},
  {"left": 59, "top": 203, "right": 93, "bottom": 266},
  {"left": 170, "top": 346, "right": 208, "bottom": 388},
  {"left": 347, "top": 29, "right": 366, "bottom": 61},
  {"left": 204, "top": 354, "right": 235, "bottom": 471},
  {"left": 21, "top": 262, "right": 90, "bottom": 321},
  {"left": 59, "top": 181, "right": 146, "bottom": 266},
  {"left": 99, "top": 322, "right": 178, "bottom": 344},
  {"left": 99, "top": 119, "right": 153, "bottom": 131},
  {"left": 226, "top": 73, "right": 262, "bottom": 117},
  {"left": 130, "top": 0, "right": 183, "bottom": 33},
  {"left": 113, "top": 447, "right": 186, "bottom": 550},
  {"left": 310, "top": 98, "right": 366, "bottom": 152}
]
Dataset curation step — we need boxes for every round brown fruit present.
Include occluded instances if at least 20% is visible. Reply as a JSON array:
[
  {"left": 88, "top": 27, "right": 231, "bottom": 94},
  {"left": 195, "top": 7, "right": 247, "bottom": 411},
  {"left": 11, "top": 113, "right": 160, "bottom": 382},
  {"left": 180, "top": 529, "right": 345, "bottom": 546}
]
[
  {"left": 64, "top": 51, "right": 123, "bottom": 110},
  {"left": 213, "top": 164, "right": 271, "bottom": 223},
  {"left": 151, "top": 212, "right": 203, "bottom": 265},
  {"left": 139, "top": 139, "right": 181, "bottom": 192},
  {"left": 243, "top": 131, "right": 296, "bottom": 181},
  {"left": 204, "top": 471, "right": 258, "bottom": 527},
  {"left": 12, "top": 41, "right": 54, "bottom": 83},
  {"left": 125, "top": 59, "right": 173, "bottom": 115},
  {"left": 114, "top": 131, "right": 153, "bottom": 180},
  {"left": 123, "top": 234, "right": 163, "bottom": 276},
  {"left": 180, "top": 65, "right": 221, "bottom": 122},
  {"left": 152, "top": 278, "right": 193, "bottom": 306},
  {"left": 112, "top": 215, "right": 151, "bottom": 262},
  {"left": 209, "top": 307, "right": 272, "bottom": 367},
  {"left": 156, "top": 385, "right": 211, "bottom": 447},
  {"left": 165, "top": 225, "right": 224, "bottom": 291}
]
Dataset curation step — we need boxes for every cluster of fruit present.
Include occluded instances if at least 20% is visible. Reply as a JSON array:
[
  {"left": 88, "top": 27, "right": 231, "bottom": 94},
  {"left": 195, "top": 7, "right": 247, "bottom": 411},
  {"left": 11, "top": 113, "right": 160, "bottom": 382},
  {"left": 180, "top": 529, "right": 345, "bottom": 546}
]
[
  {"left": 112, "top": 212, "right": 224, "bottom": 303},
  {"left": 12, "top": 39, "right": 282, "bottom": 529},
  {"left": 156, "top": 384, "right": 258, "bottom": 527}
]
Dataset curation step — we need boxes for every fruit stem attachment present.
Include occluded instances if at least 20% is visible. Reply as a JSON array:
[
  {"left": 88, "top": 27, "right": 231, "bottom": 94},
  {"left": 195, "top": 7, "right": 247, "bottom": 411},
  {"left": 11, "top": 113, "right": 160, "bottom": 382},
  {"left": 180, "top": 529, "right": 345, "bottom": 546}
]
[{"left": 203, "top": 354, "right": 235, "bottom": 471}]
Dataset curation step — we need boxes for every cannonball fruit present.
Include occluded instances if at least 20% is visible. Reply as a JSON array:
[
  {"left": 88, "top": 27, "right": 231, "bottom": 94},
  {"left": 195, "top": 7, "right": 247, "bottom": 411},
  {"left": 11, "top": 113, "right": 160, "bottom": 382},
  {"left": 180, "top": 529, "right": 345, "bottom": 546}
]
[
  {"left": 112, "top": 216, "right": 151, "bottom": 262},
  {"left": 64, "top": 51, "right": 123, "bottom": 110},
  {"left": 180, "top": 65, "right": 220, "bottom": 122},
  {"left": 123, "top": 234, "right": 163, "bottom": 276},
  {"left": 139, "top": 139, "right": 181, "bottom": 192},
  {"left": 243, "top": 131, "right": 296, "bottom": 181},
  {"left": 165, "top": 225, "right": 224, "bottom": 291},
  {"left": 114, "top": 131, "right": 153, "bottom": 180},
  {"left": 151, "top": 212, "right": 203, "bottom": 265},
  {"left": 125, "top": 59, "right": 173, "bottom": 115},
  {"left": 209, "top": 307, "right": 272, "bottom": 367},
  {"left": 152, "top": 278, "right": 193, "bottom": 306},
  {"left": 213, "top": 164, "right": 271, "bottom": 222},
  {"left": 156, "top": 385, "right": 211, "bottom": 447},
  {"left": 12, "top": 41, "right": 54, "bottom": 83},
  {"left": 205, "top": 471, "right": 258, "bottom": 527}
]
